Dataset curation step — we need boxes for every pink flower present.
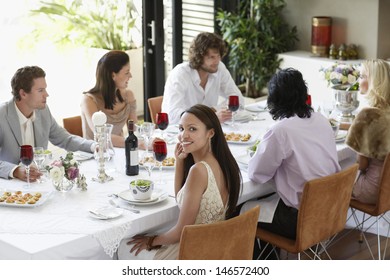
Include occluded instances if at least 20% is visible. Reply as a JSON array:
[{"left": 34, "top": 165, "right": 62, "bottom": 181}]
[
  {"left": 51, "top": 160, "right": 63, "bottom": 167},
  {"left": 67, "top": 166, "right": 79, "bottom": 181}
]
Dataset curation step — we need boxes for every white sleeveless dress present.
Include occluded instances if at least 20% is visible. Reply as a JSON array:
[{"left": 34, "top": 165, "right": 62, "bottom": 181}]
[{"left": 117, "top": 161, "right": 227, "bottom": 260}]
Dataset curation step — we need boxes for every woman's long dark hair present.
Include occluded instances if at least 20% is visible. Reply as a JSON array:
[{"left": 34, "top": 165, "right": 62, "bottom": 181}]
[
  {"left": 84, "top": 50, "right": 129, "bottom": 110},
  {"left": 267, "top": 68, "right": 313, "bottom": 120},
  {"left": 180, "top": 104, "right": 242, "bottom": 218}
]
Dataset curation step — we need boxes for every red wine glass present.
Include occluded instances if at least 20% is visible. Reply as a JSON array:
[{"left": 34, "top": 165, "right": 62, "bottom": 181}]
[
  {"left": 153, "top": 140, "right": 167, "bottom": 184},
  {"left": 228, "top": 95, "right": 240, "bottom": 127},
  {"left": 156, "top": 112, "right": 169, "bottom": 139},
  {"left": 20, "top": 145, "right": 34, "bottom": 188}
]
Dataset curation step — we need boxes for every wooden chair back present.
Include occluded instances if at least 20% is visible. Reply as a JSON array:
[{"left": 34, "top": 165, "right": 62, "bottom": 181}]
[
  {"left": 179, "top": 206, "right": 260, "bottom": 260},
  {"left": 256, "top": 164, "right": 358, "bottom": 254},
  {"left": 147, "top": 96, "right": 163, "bottom": 124},
  {"left": 63, "top": 115, "right": 83, "bottom": 137}
]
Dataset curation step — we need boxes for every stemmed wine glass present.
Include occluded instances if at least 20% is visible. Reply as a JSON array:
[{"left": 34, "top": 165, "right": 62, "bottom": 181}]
[
  {"left": 33, "top": 147, "right": 46, "bottom": 183},
  {"left": 141, "top": 122, "right": 155, "bottom": 153},
  {"left": 153, "top": 140, "right": 167, "bottom": 184},
  {"left": 228, "top": 95, "right": 240, "bottom": 127},
  {"left": 20, "top": 145, "right": 33, "bottom": 188},
  {"left": 141, "top": 151, "right": 155, "bottom": 178},
  {"left": 156, "top": 112, "right": 169, "bottom": 139}
]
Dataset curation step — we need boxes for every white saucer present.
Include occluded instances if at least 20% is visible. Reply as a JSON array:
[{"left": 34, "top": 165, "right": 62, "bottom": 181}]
[
  {"left": 89, "top": 206, "right": 123, "bottom": 220},
  {"left": 118, "top": 189, "right": 169, "bottom": 206}
]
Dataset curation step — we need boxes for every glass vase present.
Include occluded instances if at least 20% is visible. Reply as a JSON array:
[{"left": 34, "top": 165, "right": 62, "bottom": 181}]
[{"left": 53, "top": 177, "right": 74, "bottom": 192}]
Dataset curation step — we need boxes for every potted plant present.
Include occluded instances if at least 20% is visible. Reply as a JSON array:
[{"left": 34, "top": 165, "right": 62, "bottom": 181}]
[
  {"left": 216, "top": 0, "right": 298, "bottom": 98},
  {"left": 29, "top": 0, "right": 141, "bottom": 50}
]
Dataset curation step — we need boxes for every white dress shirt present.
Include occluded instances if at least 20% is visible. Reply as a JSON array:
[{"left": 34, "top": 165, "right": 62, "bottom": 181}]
[
  {"left": 161, "top": 61, "right": 244, "bottom": 124},
  {"left": 15, "top": 102, "right": 36, "bottom": 147},
  {"left": 244, "top": 112, "right": 341, "bottom": 222}
]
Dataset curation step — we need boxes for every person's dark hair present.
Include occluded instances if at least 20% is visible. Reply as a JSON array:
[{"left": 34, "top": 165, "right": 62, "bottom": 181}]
[
  {"left": 188, "top": 32, "right": 227, "bottom": 70},
  {"left": 267, "top": 68, "right": 313, "bottom": 120},
  {"left": 179, "top": 104, "right": 241, "bottom": 218},
  {"left": 84, "top": 50, "right": 129, "bottom": 110},
  {"left": 11, "top": 66, "right": 46, "bottom": 101}
]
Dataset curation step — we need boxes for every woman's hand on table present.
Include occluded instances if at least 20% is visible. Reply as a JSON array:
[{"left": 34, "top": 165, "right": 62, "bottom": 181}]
[{"left": 127, "top": 235, "right": 161, "bottom": 256}]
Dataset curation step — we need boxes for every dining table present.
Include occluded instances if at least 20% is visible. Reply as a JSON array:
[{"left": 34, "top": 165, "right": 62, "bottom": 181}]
[{"left": 0, "top": 103, "right": 358, "bottom": 260}]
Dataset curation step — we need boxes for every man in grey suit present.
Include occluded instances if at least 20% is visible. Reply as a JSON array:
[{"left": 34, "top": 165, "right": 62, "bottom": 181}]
[{"left": 0, "top": 66, "right": 95, "bottom": 181}]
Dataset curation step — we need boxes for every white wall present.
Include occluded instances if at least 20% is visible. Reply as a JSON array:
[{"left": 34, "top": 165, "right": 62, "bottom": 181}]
[{"left": 283, "top": 0, "right": 389, "bottom": 59}]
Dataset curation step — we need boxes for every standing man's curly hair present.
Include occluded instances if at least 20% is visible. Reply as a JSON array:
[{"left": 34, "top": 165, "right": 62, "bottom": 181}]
[{"left": 188, "top": 32, "right": 227, "bottom": 69}]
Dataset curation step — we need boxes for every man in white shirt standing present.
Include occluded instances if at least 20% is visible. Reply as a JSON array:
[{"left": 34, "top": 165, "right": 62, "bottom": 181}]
[
  {"left": 161, "top": 32, "right": 244, "bottom": 124},
  {"left": 0, "top": 66, "right": 96, "bottom": 181}
]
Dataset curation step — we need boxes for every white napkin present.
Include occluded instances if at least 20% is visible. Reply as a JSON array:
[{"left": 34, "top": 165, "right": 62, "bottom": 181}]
[
  {"left": 234, "top": 111, "right": 253, "bottom": 122},
  {"left": 244, "top": 100, "right": 268, "bottom": 112}
]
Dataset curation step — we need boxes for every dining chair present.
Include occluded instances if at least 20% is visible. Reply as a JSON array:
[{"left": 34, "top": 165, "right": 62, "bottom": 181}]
[
  {"left": 349, "top": 153, "right": 390, "bottom": 260},
  {"left": 63, "top": 115, "right": 83, "bottom": 137},
  {"left": 147, "top": 96, "right": 163, "bottom": 124},
  {"left": 256, "top": 164, "right": 359, "bottom": 260},
  {"left": 178, "top": 206, "right": 260, "bottom": 260}
]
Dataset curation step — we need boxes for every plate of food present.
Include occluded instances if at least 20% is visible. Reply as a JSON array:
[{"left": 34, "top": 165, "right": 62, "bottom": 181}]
[
  {"left": 0, "top": 190, "right": 52, "bottom": 208},
  {"left": 139, "top": 156, "right": 175, "bottom": 169},
  {"left": 118, "top": 188, "right": 169, "bottom": 206},
  {"left": 224, "top": 132, "right": 256, "bottom": 145}
]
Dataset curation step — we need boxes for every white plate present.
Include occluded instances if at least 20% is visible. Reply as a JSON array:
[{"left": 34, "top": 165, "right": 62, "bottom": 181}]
[
  {"left": 89, "top": 206, "right": 123, "bottom": 220},
  {"left": 236, "top": 154, "right": 251, "bottom": 166},
  {"left": 139, "top": 157, "right": 175, "bottom": 170},
  {"left": 335, "top": 131, "right": 348, "bottom": 143},
  {"left": 224, "top": 132, "right": 258, "bottom": 145},
  {"left": 74, "top": 151, "right": 94, "bottom": 161},
  {"left": 0, "top": 190, "right": 52, "bottom": 208},
  {"left": 244, "top": 101, "right": 267, "bottom": 112},
  {"left": 118, "top": 188, "right": 169, "bottom": 206}
]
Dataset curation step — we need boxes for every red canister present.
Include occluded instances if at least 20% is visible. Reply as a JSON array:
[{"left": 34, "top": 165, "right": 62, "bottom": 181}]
[{"left": 311, "top": 17, "right": 332, "bottom": 57}]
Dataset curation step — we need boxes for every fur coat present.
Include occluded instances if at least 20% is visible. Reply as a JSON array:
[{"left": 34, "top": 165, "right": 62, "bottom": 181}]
[{"left": 346, "top": 107, "right": 390, "bottom": 160}]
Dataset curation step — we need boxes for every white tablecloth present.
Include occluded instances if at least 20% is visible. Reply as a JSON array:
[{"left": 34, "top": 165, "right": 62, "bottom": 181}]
[{"left": 0, "top": 110, "right": 356, "bottom": 259}]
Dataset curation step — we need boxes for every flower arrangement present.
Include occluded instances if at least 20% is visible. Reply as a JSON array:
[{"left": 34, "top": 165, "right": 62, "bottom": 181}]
[
  {"left": 320, "top": 63, "right": 360, "bottom": 89},
  {"left": 47, "top": 152, "right": 80, "bottom": 183}
]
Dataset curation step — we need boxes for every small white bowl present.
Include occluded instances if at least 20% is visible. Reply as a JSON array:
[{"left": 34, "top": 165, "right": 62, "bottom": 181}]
[{"left": 130, "top": 179, "right": 154, "bottom": 200}]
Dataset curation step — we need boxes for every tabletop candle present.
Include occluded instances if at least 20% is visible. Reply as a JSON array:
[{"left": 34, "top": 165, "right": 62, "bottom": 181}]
[{"left": 92, "top": 111, "right": 107, "bottom": 126}]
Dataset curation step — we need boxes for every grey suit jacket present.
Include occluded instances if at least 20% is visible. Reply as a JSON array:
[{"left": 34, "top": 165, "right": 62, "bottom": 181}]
[{"left": 0, "top": 99, "right": 95, "bottom": 179}]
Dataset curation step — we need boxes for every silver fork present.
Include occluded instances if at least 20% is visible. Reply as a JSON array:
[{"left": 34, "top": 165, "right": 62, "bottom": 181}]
[{"left": 108, "top": 199, "right": 140, "bottom": 214}]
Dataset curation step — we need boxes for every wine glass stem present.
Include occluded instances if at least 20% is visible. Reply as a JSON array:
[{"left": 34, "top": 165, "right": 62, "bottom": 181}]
[
  {"left": 26, "top": 165, "right": 30, "bottom": 187},
  {"left": 160, "top": 164, "right": 163, "bottom": 182},
  {"left": 145, "top": 138, "right": 149, "bottom": 153}
]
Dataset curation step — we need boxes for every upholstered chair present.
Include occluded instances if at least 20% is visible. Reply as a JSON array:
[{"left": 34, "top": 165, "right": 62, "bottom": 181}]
[{"left": 178, "top": 206, "right": 260, "bottom": 260}]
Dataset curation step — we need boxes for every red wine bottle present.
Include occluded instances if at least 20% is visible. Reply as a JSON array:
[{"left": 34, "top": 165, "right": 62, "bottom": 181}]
[{"left": 125, "top": 120, "right": 139, "bottom": 176}]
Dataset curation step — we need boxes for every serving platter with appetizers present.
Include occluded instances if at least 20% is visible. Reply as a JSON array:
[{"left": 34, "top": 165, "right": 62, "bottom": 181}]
[{"left": 0, "top": 190, "right": 52, "bottom": 208}]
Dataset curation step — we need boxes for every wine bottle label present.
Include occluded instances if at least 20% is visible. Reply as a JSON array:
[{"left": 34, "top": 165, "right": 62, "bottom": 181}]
[{"left": 130, "top": 150, "right": 139, "bottom": 166}]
